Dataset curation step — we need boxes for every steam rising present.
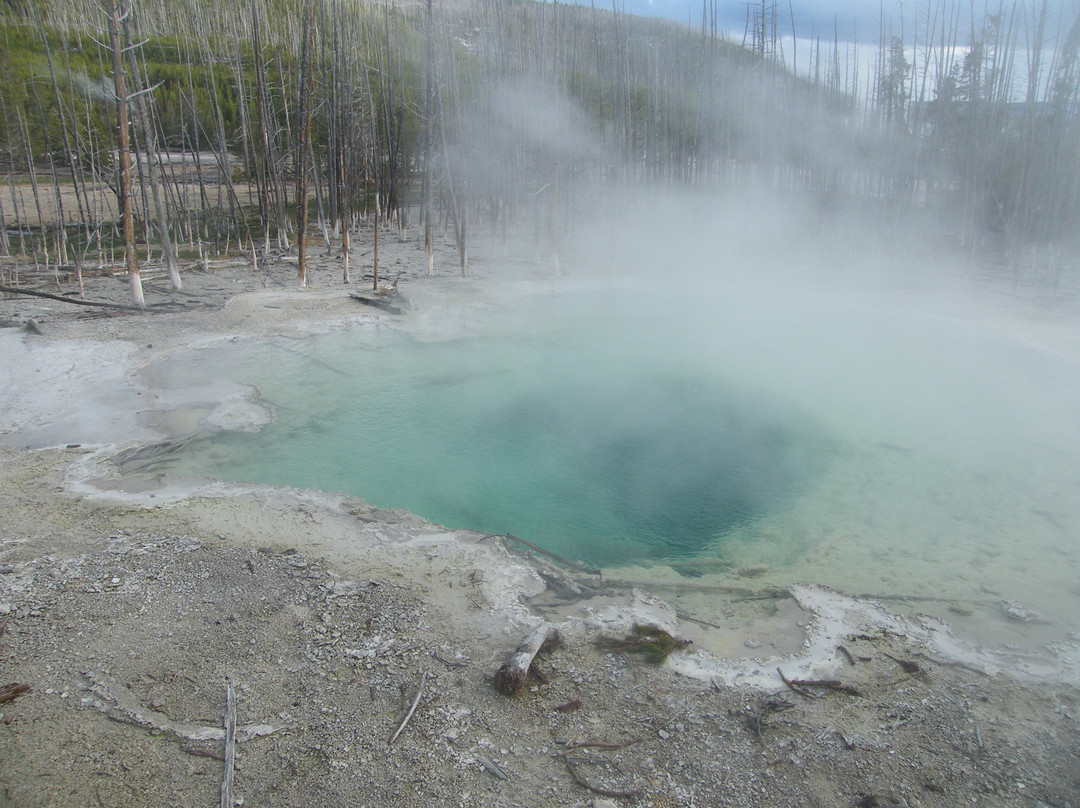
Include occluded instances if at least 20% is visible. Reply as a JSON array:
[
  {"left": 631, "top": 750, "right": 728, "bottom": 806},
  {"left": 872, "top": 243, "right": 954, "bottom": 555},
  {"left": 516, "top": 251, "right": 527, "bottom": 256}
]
[{"left": 5, "top": 0, "right": 1079, "bottom": 673}]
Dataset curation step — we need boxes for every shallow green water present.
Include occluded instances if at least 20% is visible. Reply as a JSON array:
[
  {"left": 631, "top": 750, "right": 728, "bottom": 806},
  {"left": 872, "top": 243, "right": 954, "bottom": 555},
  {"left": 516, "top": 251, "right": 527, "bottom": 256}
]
[
  {"left": 135, "top": 283, "right": 1080, "bottom": 654},
  {"left": 151, "top": 294, "right": 832, "bottom": 567}
]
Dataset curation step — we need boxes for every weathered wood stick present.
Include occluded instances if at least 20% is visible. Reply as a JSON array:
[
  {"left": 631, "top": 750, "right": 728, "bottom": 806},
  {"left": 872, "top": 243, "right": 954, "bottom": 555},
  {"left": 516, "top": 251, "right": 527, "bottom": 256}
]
[
  {"left": 603, "top": 577, "right": 790, "bottom": 597},
  {"left": 21, "top": 318, "right": 43, "bottom": 335},
  {"left": 789, "top": 678, "right": 842, "bottom": 687},
  {"left": 562, "top": 756, "right": 642, "bottom": 799},
  {"left": 606, "top": 578, "right": 994, "bottom": 606},
  {"left": 0, "top": 283, "right": 146, "bottom": 310},
  {"left": 502, "top": 534, "right": 600, "bottom": 576},
  {"left": 349, "top": 291, "right": 404, "bottom": 315},
  {"left": 389, "top": 671, "right": 427, "bottom": 745},
  {"left": 0, "top": 683, "right": 31, "bottom": 704},
  {"left": 493, "top": 623, "right": 562, "bottom": 696},
  {"left": 221, "top": 682, "right": 236, "bottom": 808},
  {"left": 78, "top": 673, "right": 286, "bottom": 744},
  {"left": 476, "top": 755, "right": 509, "bottom": 780},
  {"left": 777, "top": 667, "right": 814, "bottom": 699},
  {"left": 852, "top": 593, "right": 997, "bottom": 605},
  {"left": 790, "top": 678, "right": 863, "bottom": 696},
  {"left": 884, "top": 653, "right": 922, "bottom": 674},
  {"left": 675, "top": 608, "right": 724, "bottom": 629}
]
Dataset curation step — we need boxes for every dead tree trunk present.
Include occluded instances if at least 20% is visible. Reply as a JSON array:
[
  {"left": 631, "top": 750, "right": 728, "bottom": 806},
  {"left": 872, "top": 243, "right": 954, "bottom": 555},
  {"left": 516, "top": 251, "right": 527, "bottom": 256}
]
[
  {"left": 493, "top": 623, "right": 562, "bottom": 696},
  {"left": 295, "top": 0, "right": 316, "bottom": 286},
  {"left": 422, "top": 0, "right": 435, "bottom": 276},
  {"left": 372, "top": 190, "right": 380, "bottom": 291},
  {"left": 41, "top": 25, "right": 87, "bottom": 292},
  {"left": 107, "top": 0, "right": 145, "bottom": 308},
  {"left": 122, "top": 9, "right": 181, "bottom": 291}
]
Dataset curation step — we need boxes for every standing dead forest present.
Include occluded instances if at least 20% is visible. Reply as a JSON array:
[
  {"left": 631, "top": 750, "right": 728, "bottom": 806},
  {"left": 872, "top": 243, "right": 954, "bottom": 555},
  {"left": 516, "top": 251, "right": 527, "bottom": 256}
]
[{"left": 2, "top": 0, "right": 1080, "bottom": 306}]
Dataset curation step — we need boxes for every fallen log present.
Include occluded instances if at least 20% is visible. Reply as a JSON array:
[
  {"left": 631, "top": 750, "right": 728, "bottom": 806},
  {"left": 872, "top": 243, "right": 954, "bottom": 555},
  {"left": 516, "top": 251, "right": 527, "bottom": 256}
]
[
  {"left": 493, "top": 623, "right": 562, "bottom": 696},
  {"left": 601, "top": 577, "right": 790, "bottom": 598},
  {"left": 502, "top": 533, "right": 601, "bottom": 576},
  {"left": 777, "top": 667, "right": 814, "bottom": 699},
  {"left": 20, "top": 318, "right": 43, "bottom": 335},
  {"left": 595, "top": 624, "right": 692, "bottom": 665},
  {"left": 561, "top": 755, "right": 642, "bottom": 799},
  {"left": 349, "top": 291, "right": 405, "bottom": 315},
  {"left": 77, "top": 672, "right": 287, "bottom": 744},
  {"left": 0, "top": 683, "right": 31, "bottom": 704},
  {"left": 0, "top": 283, "right": 146, "bottom": 311}
]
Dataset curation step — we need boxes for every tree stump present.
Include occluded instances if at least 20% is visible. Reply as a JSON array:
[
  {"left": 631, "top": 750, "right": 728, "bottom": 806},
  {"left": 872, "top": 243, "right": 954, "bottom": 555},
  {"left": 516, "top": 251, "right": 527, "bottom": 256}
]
[{"left": 493, "top": 623, "right": 562, "bottom": 696}]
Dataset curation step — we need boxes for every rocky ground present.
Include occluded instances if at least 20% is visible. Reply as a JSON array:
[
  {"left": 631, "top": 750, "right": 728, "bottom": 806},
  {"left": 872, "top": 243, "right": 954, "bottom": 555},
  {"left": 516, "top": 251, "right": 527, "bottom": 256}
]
[{"left": 2, "top": 227, "right": 1079, "bottom": 807}]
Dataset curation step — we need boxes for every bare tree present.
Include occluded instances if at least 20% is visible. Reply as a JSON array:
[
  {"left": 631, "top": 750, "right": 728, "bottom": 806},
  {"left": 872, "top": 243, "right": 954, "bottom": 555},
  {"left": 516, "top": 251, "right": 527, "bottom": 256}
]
[
  {"left": 106, "top": 0, "right": 144, "bottom": 308},
  {"left": 422, "top": 0, "right": 435, "bottom": 276},
  {"left": 122, "top": 4, "right": 181, "bottom": 290},
  {"left": 295, "top": 0, "right": 315, "bottom": 286}
]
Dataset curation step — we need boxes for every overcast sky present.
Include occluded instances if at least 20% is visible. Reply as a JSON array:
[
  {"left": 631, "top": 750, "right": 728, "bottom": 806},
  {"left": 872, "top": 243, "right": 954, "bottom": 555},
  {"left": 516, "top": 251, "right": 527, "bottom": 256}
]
[{"left": 619, "top": 0, "right": 1078, "bottom": 45}]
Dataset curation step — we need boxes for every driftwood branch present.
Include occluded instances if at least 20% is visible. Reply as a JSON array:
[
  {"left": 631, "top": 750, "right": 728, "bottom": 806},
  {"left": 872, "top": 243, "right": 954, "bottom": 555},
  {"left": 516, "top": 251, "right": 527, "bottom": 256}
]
[
  {"left": 493, "top": 623, "right": 562, "bottom": 696},
  {"left": 0, "top": 283, "right": 147, "bottom": 311},
  {"left": 78, "top": 673, "right": 287, "bottom": 744},
  {"left": 601, "top": 577, "right": 790, "bottom": 598},
  {"left": 349, "top": 291, "right": 405, "bottom": 315},
  {"left": 675, "top": 608, "right": 724, "bottom": 629},
  {"left": 535, "top": 566, "right": 591, "bottom": 599},
  {"left": 124, "top": 82, "right": 163, "bottom": 101},
  {"left": 789, "top": 678, "right": 863, "bottom": 696},
  {"left": 0, "top": 683, "right": 31, "bottom": 704},
  {"left": 476, "top": 755, "right": 509, "bottom": 780},
  {"left": 884, "top": 654, "right": 922, "bottom": 674},
  {"left": 220, "top": 683, "right": 236, "bottom": 808},
  {"left": 777, "top": 667, "right": 814, "bottom": 699},
  {"left": 502, "top": 533, "right": 600, "bottom": 576},
  {"left": 561, "top": 756, "right": 642, "bottom": 799},
  {"left": 747, "top": 696, "right": 793, "bottom": 741},
  {"left": 389, "top": 671, "right": 427, "bottom": 745},
  {"left": 568, "top": 714, "right": 681, "bottom": 750}
]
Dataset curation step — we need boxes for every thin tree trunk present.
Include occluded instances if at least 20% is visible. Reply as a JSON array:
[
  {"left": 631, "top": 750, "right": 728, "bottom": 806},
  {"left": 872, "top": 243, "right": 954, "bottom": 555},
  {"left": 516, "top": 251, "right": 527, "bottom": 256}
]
[
  {"left": 17, "top": 111, "right": 46, "bottom": 259},
  {"left": 436, "top": 88, "right": 467, "bottom": 277},
  {"left": 250, "top": 0, "right": 287, "bottom": 252},
  {"left": 41, "top": 22, "right": 91, "bottom": 267},
  {"left": 309, "top": 140, "right": 332, "bottom": 252},
  {"left": 122, "top": 9, "right": 181, "bottom": 290},
  {"left": 422, "top": 0, "right": 435, "bottom": 276},
  {"left": 7, "top": 175, "right": 27, "bottom": 257},
  {"left": 0, "top": 193, "right": 9, "bottom": 256},
  {"left": 341, "top": 218, "right": 350, "bottom": 283},
  {"left": 295, "top": 0, "right": 315, "bottom": 286},
  {"left": 107, "top": 0, "right": 144, "bottom": 308}
]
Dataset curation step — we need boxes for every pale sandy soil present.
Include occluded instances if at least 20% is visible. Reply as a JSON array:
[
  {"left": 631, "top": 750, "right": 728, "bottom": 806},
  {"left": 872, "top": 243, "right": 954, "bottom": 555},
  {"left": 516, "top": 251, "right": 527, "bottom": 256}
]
[{"left": 1, "top": 223, "right": 1079, "bottom": 807}]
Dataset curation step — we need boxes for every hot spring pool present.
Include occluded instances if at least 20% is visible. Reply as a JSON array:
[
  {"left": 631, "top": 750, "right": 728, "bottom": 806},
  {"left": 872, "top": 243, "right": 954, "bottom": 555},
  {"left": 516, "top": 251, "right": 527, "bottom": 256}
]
[
  {"left": 138, "top": 326, "right": 831, "bottom": 567},
  {"left": 133, "top": 283, "right": 1080, "bottom": 656}
]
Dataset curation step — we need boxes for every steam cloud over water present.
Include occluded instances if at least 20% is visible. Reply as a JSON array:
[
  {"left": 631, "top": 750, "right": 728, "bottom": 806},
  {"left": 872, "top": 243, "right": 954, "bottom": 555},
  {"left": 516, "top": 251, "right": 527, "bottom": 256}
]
[
  {"left": 3, "top": 0, "right": 1080, "bottom": 682},
  {"left": 125, "top": 179, "right": 1080, "bottom": 670}
]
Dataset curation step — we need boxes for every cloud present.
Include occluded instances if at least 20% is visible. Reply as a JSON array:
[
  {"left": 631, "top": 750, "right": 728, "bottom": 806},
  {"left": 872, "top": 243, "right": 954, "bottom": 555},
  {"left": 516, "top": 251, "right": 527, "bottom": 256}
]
[{"left": 570, "top": 0, "right": 1077, "bottom": 45}]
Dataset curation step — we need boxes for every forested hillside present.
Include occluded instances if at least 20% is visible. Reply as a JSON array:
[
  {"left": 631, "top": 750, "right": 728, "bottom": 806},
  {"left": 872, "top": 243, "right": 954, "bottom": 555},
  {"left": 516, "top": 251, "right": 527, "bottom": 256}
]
[{"left": 2, "top": 0, "right": 1079, "bottom": 302}]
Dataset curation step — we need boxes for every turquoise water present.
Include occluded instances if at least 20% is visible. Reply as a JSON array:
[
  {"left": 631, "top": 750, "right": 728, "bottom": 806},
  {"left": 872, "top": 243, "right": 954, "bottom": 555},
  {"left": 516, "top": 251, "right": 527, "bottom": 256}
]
[
  {"left": 149, "top": 293, "right": 832, "bottom": 567},
  {"left": 133, "top": 283, "right": 1080, "bottom": 655}
]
